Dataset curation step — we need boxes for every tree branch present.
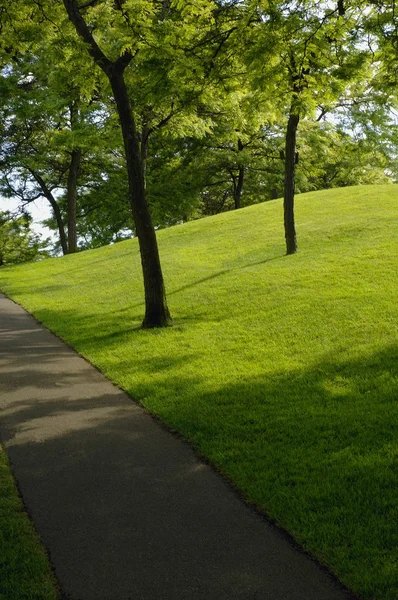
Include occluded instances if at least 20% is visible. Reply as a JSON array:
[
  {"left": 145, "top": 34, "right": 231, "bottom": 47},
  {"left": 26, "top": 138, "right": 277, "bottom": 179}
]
[
  {"left": 78, "top": 0, "right": 101, "bottom": 9},
  {"left": 62, "top": 0, "right": 113, "bottom": 73},
  {"left": 114, "top": 50, "right": 133, "bottom": 73}
]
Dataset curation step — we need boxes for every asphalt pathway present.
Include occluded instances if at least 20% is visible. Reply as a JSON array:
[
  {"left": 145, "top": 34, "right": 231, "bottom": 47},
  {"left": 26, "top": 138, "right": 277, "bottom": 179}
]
[{"left": 0, "top": 293, "right": 356, "bottom": 600}]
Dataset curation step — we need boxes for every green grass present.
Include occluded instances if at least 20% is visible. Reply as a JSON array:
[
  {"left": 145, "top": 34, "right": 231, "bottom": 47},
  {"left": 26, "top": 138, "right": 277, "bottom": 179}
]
[
  {"left": 0, "top": 446, "right": 59, "bottom": 600},
  {"left": 0, "top": 184, "right": 397, "bottom": 599}
]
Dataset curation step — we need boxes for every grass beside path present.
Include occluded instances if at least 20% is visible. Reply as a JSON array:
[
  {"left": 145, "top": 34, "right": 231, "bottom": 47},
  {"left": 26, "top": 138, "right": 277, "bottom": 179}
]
[
  {"left": 0, "top": 445, "right": 59, "bottom": 600},
  {"left": 0, "top": 185, "right": 397, "bottom": 599}
]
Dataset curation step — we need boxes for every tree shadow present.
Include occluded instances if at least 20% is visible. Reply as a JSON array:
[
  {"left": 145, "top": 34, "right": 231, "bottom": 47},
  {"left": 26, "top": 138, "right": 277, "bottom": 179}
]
[
  {"left": 168, "top": 254, "right": 284, "bottom": 298},
  {"left": 0, "top": 250, "right": 285, "bottom": 329},
  {"left": 130, "top": 344, "right": 396, "bottom": 600},
  {"left": 0, "top": 310, "right": 362, "bottom": 600}
]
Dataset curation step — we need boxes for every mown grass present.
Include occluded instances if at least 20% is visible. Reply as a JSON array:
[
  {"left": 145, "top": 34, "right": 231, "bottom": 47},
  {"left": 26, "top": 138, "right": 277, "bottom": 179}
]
[
  {"left": 0, "top": 445, "right": 59, "bottom": 600},
  {"left": 0, "top": 184, "right": 397, "bottom": 599}
]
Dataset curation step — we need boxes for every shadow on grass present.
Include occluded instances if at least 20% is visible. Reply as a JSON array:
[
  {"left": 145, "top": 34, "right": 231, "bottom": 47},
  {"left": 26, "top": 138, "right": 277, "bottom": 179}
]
[
  {"left": 133, "top": 344, "right": 396, "bottom": 600},
  {"left": 168, "top": 255, "right": 284, "bottom": 298},
  {"left": 0, "top": 305, "right": 363, "bottom": 600},
  {"left": 0, "top": 251, "right": 285, "bottom": 325}
]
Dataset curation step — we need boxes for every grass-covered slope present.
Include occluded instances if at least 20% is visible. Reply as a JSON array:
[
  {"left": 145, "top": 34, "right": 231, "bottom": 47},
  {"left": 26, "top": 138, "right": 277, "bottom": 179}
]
[{"left": 0, "top": 184, "right": 397, "bottom": 600}]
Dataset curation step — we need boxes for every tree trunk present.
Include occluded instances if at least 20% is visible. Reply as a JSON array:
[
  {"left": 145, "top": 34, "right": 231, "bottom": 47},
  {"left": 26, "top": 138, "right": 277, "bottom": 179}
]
[
  {"left": 51, "top": 199, "right": 69, "bottom": 257},
  {"left": 233, "top": 165, "right": 244, "bottom": 210},
  {"left": 284, "top": 112, "right": 299, "bottom": 255},
  {"left": 67, "top": 148, "right": 81, "bottom": 254},
  {"left": 233, "top": 138, "right": 245, "bottom": 210},
  {"left": 62, "top": 0, "right": 170, "bottom": 326},
  {"left": 141, "top": 125, "right": 150, "bottom": 191},
  {"left": 109, "top": 71, "right": 170, "bottom": 328},
  {"left": 29, "top": 168, "right": 68, "bottom": 255}
]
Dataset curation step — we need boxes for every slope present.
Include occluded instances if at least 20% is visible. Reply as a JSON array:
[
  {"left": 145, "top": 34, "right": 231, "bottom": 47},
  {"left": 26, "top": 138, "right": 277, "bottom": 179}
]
[{"left": 0, "top": 184, "right": 397, "bottom": 600}]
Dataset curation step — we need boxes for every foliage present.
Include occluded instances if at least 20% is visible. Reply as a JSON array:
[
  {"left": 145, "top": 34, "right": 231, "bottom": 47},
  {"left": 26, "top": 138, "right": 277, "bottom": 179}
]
[
  {"left": 296, "top": 120, "right": 393, "bottom": 191},
  {"left": 0, "top": 211, "right": 49, "bottom": 265},
  {"left": 42, "top": 150, "right": 134, "bottom": 251},
  {"left": 0, "top": 38, "right": 123, "bottom": 254},
  {"left": 1, "top": 0, "right": 398, "bottom": 247}
]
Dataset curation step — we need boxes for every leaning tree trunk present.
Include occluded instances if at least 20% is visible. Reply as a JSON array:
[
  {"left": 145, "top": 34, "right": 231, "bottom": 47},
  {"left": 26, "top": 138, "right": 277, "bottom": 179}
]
[
  {"left": 109, "top": 71, "right": 170, "bottom": 328},
  {"left": 67, "top": 148, "right": 81, "bottom": 254},
  {"left": 284, "top": 112, "right": 299, "bottom": 255},
  {"left": 63, "top": 0, "right": 171, "bottom": 327},
  {"left": 29, "top": 168, "right": 68, "bottom": 256},
  {"left": 50, "top": 197, "right": 69, "bottom": 257}
]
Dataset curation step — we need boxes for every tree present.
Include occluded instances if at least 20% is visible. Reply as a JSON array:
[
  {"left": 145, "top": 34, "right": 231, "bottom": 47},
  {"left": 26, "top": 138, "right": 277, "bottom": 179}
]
[
  {"left": 0, "top": 19, "right": 107, "bottom": 256},
  {"left": 0, "top": 211, "right": 49, "bottom": 266},
  {"left": 189, "top": 97, "right": 284, "bottom": 214},
  {"left": 243, "top": 0, "right": 372, "bottom": 254},
  {"left": 3, "top": 0, "right": 396, "bottom": 274},
  {"left": 295, "top": 119, "right": 394, "bottom": 192},
  {"left": 60, "top": 0, "right": 176, "bottom": 327},
  {"left": 43, "top": 152, "right": 134, "bottom": 251}
]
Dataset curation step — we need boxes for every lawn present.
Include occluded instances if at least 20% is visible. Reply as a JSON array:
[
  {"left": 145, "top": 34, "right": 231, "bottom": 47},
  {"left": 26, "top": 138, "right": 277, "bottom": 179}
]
[{"left": 0, "top": 184, "right": 397, "bottom": 599}]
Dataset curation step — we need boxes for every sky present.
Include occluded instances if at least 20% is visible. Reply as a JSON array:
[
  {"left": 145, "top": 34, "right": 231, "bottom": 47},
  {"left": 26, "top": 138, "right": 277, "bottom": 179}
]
[{"left": 1, "top": 195, "right": 55, "bottom": 241}]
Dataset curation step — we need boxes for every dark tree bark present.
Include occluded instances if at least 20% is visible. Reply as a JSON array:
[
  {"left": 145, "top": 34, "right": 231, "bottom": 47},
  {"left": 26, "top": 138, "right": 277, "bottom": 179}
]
[
  {"left": 28, "top": 168, "right": 68, "bottom": 256},
  {"left": 63, "top": 0, "right": 171, "bottom": 327},
  {"left": 109, "top": 71, "right": 170, "bottom": 327},
  {"left": 231, "top": 139, "right": 244, "bottom": 210},
  {"left": 140, "top": 124, "right": 150, "bottom": 190},
  {"left": 233, "top": 165, "right": 244, "bottom": 210},
  {"left": 66, "top": 103, "right": 81, "bottom": 254},
  {"left": 67, "top": 148, "right": 81, "bottom": 254},
  {"left": 283, "top": 112, "right": 299, "bottom": 255}
]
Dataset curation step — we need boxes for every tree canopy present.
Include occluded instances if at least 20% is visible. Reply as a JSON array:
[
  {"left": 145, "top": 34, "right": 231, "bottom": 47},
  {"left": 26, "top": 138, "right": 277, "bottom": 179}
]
[
  {"left": 0, "top": 210, "right": 49, "bottom": 265},
  {"left": 1, "top": 0, "right": 398, "bottom": 320}
]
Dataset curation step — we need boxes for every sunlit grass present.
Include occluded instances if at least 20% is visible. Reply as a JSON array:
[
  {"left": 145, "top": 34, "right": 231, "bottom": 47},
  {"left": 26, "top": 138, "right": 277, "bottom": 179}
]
[{"left": 0, "top": 184, "right": 397, "bottom": 599}]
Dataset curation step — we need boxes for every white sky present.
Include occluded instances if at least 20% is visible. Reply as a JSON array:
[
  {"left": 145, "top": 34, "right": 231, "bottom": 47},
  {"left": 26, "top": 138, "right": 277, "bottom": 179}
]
[{"left": 1, "top": 195, "right": 56, "bottom": 241}]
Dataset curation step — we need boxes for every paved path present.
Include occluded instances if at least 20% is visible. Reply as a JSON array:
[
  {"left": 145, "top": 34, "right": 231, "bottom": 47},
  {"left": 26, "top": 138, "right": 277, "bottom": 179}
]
[{"left": 0, "top": 293, "right": 356, "bottom": 600}]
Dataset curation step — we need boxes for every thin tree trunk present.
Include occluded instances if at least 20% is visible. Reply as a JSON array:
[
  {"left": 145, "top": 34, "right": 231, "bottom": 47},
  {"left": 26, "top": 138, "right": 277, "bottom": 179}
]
[
  {"left": 67, "top": 148, "right": 81, "bottom": 254},
  {"left": 233, "top": 138, "right": 245, "bottom": 210},
  {"left": 51, "top": 199, "right": 69, "bottom": 257},
  {"left": 28, "top": 168, "right": 68, "bottom": 255},
  {"left": 284, "top": 112, "right": 299, "bottom": 255},
  {"left": 141, "top": 125, "right": 150, "bottom": 191},
  {"left": 233, "top": 165, "right": 244, "bottom": 209},
  {"left": 109, "top": 71, "right": 170, "bottom": 328}
]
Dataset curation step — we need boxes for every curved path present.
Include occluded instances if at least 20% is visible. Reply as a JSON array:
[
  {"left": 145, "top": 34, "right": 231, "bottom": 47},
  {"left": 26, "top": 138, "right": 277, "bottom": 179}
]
[{"left": 0, "top": 293, "right": 357, "bottom": 600}]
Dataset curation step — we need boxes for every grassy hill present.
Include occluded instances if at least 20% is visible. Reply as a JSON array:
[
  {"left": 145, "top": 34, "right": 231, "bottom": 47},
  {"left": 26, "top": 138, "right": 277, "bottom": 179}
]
[{"left": 1, "top": 184, "right": 397, "bottom": 600}]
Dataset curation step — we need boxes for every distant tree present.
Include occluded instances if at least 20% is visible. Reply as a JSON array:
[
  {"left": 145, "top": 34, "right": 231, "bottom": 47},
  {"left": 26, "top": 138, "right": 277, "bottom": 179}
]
[
  {"left": 43, "top": 155, "right": 134, "bottom": 251},
  {"left": 0, "top": 45, "right": 123, "bottom": 256},
  {"left": 192, "top": 123, "right": 284, "bottom": 215},
  {"left": 243, "top": 0, "right": 373, "bottom": 254},
  {"left": 295, "top": 119, "right": 393, "bottom": 191},
  {"left": 0, "top": 211, "right": 49, "bottom": 266}
]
